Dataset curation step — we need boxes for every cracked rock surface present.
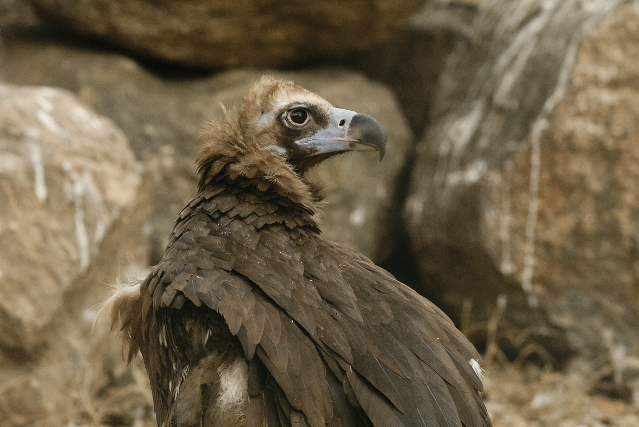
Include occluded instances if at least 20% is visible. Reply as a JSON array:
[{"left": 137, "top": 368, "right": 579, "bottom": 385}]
[{"left": 405, "top": 0, "right": 639, "bottom": 366}]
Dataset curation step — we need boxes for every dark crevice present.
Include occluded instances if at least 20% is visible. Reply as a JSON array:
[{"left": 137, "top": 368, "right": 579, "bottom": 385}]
[
  {"left": 378, "top": 137, "right": 424, "bottom": 295},
  {"left": 1, "top": 24, "right": 218, "bottom": 81}
]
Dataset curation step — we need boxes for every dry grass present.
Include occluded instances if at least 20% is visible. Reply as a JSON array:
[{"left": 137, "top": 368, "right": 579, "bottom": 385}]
[
  {"left": 474, "top": 295, "right": 639, "bottom": 427},
  {"left": 483, "top": 364, "right": 639, "bottom": 427}
]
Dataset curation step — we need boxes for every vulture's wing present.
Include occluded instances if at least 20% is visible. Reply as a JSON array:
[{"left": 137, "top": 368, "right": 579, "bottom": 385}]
[{"left": 146, "top": 186, "right": 490, "bottom": 427}]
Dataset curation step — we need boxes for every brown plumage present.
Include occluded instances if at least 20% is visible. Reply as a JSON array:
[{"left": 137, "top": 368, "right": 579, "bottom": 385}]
[{"left": 104, "top": 76, "right": 491, "bottom": 427}]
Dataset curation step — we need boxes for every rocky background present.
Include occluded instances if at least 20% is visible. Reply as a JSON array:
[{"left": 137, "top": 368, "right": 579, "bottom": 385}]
[{"left": 1, "top": 0, "right": 638, "bottom": 426}]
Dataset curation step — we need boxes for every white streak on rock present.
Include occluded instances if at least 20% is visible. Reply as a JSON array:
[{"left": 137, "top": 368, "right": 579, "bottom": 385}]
[
  {"left": 492, "top": 2, "right": 556, "bottom": 108},
  {"left": 441, "top": 100, "right": 485, "bottom": 160},
  {"left": 499, "top": 158, "right": 514, "bottom": 275},
  {"left": 521, "top": 118, "right": 545, "bottom": 307},
  {"left": 81, "top": 308, "right": 98, "bottom": 323},
  {"left": 36, "top": 110, "right": 67, "bottom": 137},
  {"left": 24, "top": 127, "right": 41, "bottom": 140},
  {"left": 405, "top": 195, "right": 424, "bottom": 220},
  {"left": 94, "top": 220, "right": 106, "bottom": 243},
  {"left": 80, "top": 170, "right": 107, "bottom": 244},
  {"left": 436, "top": 100, "right": 486, "bottom": 186},
  {"left": 62, "top": 161, "right": 90, "bottom": 269},
  {"left": 446, "top": 159, "right": 487, "bottom": 185},
  {"left": 376, "top": 184, "right": 388, "bottom": 199},
  {"left": 521, "top": 13, "right": 589, "bottom": 307},
  {"left": 349, "top": 206, "right": 366, "bottom": 226},
  {"left": 28, "top": 142, "right": 47, "bottom": 202},
  {"left": 74, "top": 200, "right": 90, "bottom": 269},
  {"left": 34, "top": 94, "right": 54, "bottom": 112}
]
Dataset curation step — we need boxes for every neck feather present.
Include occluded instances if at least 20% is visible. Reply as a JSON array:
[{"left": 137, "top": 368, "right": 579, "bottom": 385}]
[{"left": 196, "top": 114, "right": 320, "bottom": 214}]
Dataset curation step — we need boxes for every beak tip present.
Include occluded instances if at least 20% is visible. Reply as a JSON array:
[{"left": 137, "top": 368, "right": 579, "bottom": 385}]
[
  {"left": 349, "top": 113, "right": 387, "bottom": 161},
  {"left": 378, "top": 145, "right": 386, "bottom": 161},
  {"left": 375, "top": 134, "right": 387, "bottom": 161}
]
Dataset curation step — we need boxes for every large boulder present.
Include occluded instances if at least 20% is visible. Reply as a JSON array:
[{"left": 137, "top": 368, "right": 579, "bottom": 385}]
[
  {"left": 28, "top": 0, "right": 423, "bottom": 68},
  {"left": 0, "top": 84, "right": 152, "bottom": 425},
  {"left": 0, "top": 0, "right": 38, "bottom": 27},
  {"left": 405, "top": 0, "right": 639, "bottom": 369},
  {"left": 0, "top": 34, "right": 412, "bottom": 265},
  {"left": 351, "top": 0, "right": 480, "bottom": 136}
]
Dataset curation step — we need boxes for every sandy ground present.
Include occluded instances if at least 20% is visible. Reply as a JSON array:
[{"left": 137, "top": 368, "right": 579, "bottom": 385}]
[{"left": 483, "top": 362, "right": 639, "bottom": 427}]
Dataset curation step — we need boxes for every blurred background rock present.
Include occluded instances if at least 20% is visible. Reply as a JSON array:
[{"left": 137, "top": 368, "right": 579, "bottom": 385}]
[{"left": 0, "top": 0, "right": 638, "bottom": 426}]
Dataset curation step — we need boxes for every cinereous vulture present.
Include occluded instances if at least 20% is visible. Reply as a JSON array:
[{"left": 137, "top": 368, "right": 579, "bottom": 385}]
[{"left": 104, "top": 76, "right": 491, "bottom": 427}]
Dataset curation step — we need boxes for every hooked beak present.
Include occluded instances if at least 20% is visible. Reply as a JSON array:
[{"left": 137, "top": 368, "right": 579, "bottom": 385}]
[{"left": 295, "top": 107, "right": 387, "bottom": 160}]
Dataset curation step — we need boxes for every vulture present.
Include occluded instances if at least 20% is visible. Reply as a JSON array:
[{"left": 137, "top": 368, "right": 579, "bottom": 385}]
[{"left": 104, "top": 76, "right": 491, "bottom": 427}]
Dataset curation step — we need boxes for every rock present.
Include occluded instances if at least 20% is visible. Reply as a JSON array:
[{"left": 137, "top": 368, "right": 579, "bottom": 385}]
[
  {"left": 0, "top": 34, "right": 412, "bottom": 265},
  {"left": 0, "top": 0, "right": 38, "bottom": 27},
  {"left": 351, "top": 0, "right": 480, "bottom": 137},
  {"left": 28, "top": 0, "right": 423, "bottom": 68},
  {"left": 405, "top": 0, "right": 639, "bottom": 364},
  {"left": 0, "top": 84, "right": 142, "bottom": 353},
  {"left": 0, "top": 83, "right": 152, "bottom": 424}
]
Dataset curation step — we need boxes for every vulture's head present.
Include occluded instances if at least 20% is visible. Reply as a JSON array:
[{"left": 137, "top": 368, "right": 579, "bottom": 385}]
[
  {"left": 237, "top": 75, "right": 386, "bottom": 169},
  {"left": 198, "top": 76, "right": 386, "bottom": 201}
]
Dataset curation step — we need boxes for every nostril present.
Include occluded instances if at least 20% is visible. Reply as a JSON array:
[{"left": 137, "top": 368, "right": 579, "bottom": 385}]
[{"left": 339, "top": 119, "right": 346, "bottom": 126}]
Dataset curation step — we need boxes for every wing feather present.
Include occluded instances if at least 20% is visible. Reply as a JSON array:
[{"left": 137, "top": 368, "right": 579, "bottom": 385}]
[
  {"left": 144, "top": 189, "right": 490, "bottom": 427},
  {"left": 345, "top": 368, "right": 405, "bottom": 427}
]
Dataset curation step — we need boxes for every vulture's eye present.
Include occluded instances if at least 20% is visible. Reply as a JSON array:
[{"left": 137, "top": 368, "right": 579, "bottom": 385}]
[{"left": 286, "top": 108, "right": 309, "bottom": 126}]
